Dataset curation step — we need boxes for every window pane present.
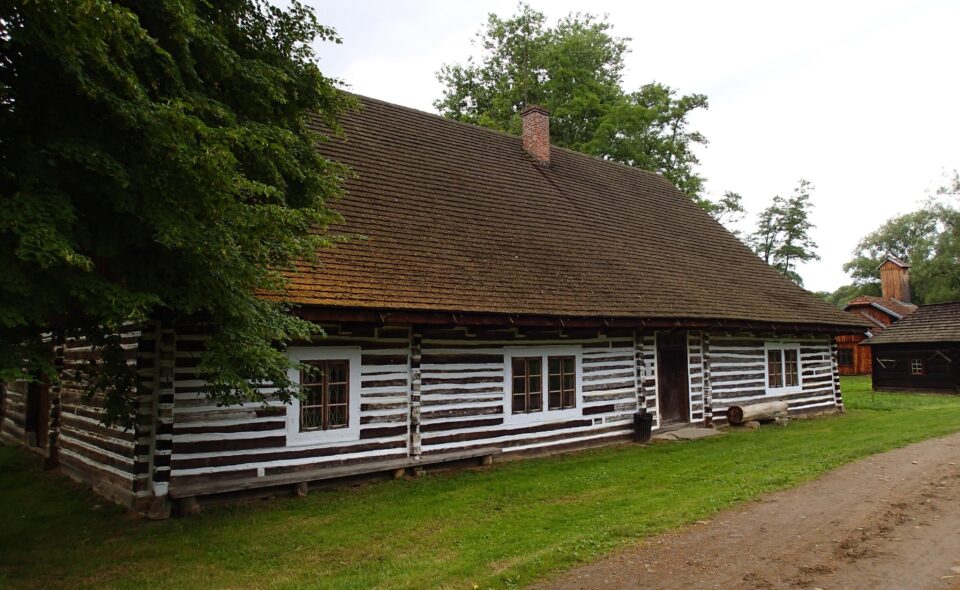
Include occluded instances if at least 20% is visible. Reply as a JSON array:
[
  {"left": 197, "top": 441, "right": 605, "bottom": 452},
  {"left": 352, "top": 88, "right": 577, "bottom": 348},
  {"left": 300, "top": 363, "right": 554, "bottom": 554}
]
[
  {"left": 529, "top": 392, "right": 542, "bottom": 412},
  {"left": 767, "top": 350, "right": 783, "bottom": 388},
  {"left": 784, "top": 349, "right": 799, "bottom": 387},
  {"left": 548, "top": 373, "right": 561, "bottom": 392},
  {"left": 328, "top": 361, "right": 347, "bottom": 384},
  {"left": 328, "top": 383, "right": 347, "bottom": 405},
  {"left": 548, "top": 372, "right": 561, "bottom": 410},
  {"left": 328, "top": 404, "right": 347, "bottom": 428},
  {"left": 563, "top": 388, "right": 575, "bottom": 408},
  {"left": 549, "top": 357, "right": 560, "bottom": 374},
  {"left": 563, "top": 357, "right": 574, "bottom": 373},
  {"left": 548, "top": 390, "right": 561, "bottom": 410},
  {"left": 302, "top": 383, "right": 322, "bottom": 406},
  {"left": 530, "top": 371, "right": 543, "bottom": 392},
  {"left": 513, "top": 393, "right": 527, "bottom": 413},
  {"left": 529, "top": 358, "right": 542, "bottom": 379},
  {"left": 301, "top": 404, "right": 322, "bottom": 431}
]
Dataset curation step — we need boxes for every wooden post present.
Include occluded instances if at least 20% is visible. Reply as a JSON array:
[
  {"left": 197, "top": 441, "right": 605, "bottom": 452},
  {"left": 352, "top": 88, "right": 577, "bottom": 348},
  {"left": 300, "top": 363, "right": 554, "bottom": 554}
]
[
  {"left": 294, "top": 482, "right": 308, "bottom": 497},
  {"left": 43, "top": 331, "right": 64, "bottom": 470},
  {"left": 148, "top": 325, "right": 176, "bottom": 518},
  {"left": 702, "top": 332, "right": 713, "bottom": 427},
  {"left": 634, "top": 330, "right": 645, "bottom": 413},
  {"left": 480, "top": 454, "right": 493, "bottom": 466},
  {"left": 409, "top": 330, "right": 422, "bottom": 460},
  {"left": 831, "top": 339, "right": 845, "bottom": 412}
]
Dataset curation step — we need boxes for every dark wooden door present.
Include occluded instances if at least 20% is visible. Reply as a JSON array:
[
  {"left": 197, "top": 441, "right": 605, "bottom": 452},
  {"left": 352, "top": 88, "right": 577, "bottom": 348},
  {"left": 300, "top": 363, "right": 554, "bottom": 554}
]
[
  {"left": 657, "top": 332, "right": 690, "bottom": 425},
  {"left": 24, "top": 380, "right": 49, "bottom": 449}
]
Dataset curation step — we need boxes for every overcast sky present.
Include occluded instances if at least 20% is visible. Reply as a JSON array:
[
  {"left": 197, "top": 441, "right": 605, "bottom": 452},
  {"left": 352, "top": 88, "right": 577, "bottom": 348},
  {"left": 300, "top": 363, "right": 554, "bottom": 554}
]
[{"left": 308, "top": 0, "right": 959, "bottom": 293}]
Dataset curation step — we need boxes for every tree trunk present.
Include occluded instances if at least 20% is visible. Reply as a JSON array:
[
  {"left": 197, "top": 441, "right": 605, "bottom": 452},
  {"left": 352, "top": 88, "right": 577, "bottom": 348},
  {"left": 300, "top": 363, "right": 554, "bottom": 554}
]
[{"left": 726, "top": 401, "right": 789, "bottom": 425}]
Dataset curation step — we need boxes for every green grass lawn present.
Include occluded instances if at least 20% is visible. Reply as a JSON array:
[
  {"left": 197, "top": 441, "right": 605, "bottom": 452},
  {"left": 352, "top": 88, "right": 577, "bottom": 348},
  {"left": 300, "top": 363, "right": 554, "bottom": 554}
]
[{"left": 2, "top": 376, "right": 960, "bottom": 590}]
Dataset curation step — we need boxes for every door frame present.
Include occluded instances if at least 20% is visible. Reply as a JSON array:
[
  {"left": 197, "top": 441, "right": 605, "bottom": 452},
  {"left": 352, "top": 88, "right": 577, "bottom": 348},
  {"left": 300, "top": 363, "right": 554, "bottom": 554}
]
[{"left": 656, "top": 331, "right": 691, "bottom": 426}]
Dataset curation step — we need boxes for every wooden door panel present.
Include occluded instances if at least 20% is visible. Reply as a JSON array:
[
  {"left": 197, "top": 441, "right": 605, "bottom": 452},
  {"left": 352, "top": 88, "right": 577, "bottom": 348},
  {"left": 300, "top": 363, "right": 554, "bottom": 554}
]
[{"left": 657, "top": 332, "right": 690, "bottom": 425}]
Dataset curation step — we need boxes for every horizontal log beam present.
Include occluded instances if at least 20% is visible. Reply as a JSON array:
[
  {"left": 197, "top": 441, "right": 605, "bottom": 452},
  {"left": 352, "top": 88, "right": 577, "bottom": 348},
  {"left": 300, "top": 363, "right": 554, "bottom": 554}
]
[{"left": 295, "top": 306, "right": 866, "bottom": 335}]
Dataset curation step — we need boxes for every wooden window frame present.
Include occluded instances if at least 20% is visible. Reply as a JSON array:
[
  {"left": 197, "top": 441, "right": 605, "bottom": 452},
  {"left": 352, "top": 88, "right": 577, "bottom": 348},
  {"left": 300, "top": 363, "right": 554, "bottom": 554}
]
[
  {"left": 504, "top": 346, "right": 582, "bottom": 425},
  {"left": 837, "top": 348, "right": 854, "bottom": 367},
  {"left": 764, "top": 342, "right": 803, "bottom": 394},
  {"left": 300, "top": 359, "right": 350, "bottom": 431},
  {"left": 286, "top": 347, "right": 362, "bottom": 446},
  {"left": 910, "top": 358, "right": 925, "bottom": 376},
  {"left": 511, "top": 356, "right": 543, "bottom": 414}
]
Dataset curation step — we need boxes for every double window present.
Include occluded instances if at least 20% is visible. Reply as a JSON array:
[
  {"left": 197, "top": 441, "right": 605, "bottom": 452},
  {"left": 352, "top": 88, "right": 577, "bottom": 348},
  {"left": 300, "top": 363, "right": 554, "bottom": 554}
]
[
  {"left": 286, "top": 347, "right": 361, "bottom": 446},
  {"left": 511, "top": 355, "right": 576, "bottom": 413},
  {"left": 506, "top": 347, "right": 581, "bottom": 423},
  {"left": 765, "top": 343, "right": 801, "bottom": 392},
  {"left": 300, "top": 360, "right": 349, "bottom": 431}
]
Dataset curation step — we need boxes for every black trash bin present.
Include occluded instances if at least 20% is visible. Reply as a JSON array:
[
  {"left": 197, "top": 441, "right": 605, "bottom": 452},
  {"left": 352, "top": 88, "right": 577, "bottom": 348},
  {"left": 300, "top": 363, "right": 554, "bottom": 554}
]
[{"left": 634, "top": 410, "right": 653, "bottom": 443}]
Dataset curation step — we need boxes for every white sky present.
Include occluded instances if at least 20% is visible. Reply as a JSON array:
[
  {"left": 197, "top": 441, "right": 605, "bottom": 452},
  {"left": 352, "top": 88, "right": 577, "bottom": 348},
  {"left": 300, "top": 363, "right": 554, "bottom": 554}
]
[{"left": 308, "top": 0, "right": 960, "bottom": 292}]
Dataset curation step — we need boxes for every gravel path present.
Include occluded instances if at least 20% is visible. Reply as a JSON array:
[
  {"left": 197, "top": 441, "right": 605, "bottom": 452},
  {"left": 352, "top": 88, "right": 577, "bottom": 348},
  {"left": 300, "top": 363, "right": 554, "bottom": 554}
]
[{"left": 534, "top": 432, "right": 960, "bottom": 590}]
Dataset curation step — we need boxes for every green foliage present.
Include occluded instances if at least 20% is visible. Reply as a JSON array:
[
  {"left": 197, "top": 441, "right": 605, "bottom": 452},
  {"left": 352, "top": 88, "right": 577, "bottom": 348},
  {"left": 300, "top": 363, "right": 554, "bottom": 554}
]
[
  {"left": 3, "top": 377, "right": 960, "bottom": 589},
  {"left": 748, "top": 180, "right": 820, "bottom": 285},
  {"left": 842, "top": 171, "right": 960, "bottom": 304},
  {"left": 0, "top": 0, "right": 352, "bottom": 426},
  {"left": 435, "top": 4, "right": 731, "bottom": 213},
  {"left": 817, "top": 283, "right": 882, "bottom": 309}
]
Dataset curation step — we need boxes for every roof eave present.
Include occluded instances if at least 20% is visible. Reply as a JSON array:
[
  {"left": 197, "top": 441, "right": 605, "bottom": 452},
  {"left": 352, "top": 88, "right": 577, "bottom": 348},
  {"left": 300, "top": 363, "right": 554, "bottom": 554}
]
[{"left": 294, "top": 306, "right": 869, "bottom": 335}]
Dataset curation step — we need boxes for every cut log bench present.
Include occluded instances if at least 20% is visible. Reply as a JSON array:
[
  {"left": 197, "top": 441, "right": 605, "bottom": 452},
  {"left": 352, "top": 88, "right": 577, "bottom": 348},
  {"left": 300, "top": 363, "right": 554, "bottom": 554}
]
[{"left": 726, "top": 401, "right": 789, "bottom": 426}]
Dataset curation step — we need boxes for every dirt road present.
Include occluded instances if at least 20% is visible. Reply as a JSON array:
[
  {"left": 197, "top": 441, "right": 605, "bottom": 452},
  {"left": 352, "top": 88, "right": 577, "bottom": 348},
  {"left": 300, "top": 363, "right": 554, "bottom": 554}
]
[{"left": 535, "top": 432, "right": 960, "bottom": 590}]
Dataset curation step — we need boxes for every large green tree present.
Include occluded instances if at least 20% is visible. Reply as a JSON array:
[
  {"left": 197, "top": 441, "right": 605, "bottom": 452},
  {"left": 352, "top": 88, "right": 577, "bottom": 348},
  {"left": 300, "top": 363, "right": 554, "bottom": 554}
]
[
  {"left": 748, "top": 180, "right": 820, "bottom": 286},
  {"left": 0, "top": 0, "right": 351, "bottom": 426},
  {"left": 435, "top": 4, "right": 737, "bottom": 217},
  {"left": 840, "top": 171, "right": 960, "bottom": 304}
]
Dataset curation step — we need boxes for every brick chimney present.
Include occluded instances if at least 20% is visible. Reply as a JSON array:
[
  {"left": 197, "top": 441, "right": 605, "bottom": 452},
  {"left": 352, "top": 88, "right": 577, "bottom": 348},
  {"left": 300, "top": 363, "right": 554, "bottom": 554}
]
[
  {"left": 878, "top": 256, "right": 911, "bottom": 303},
  {"left": 521, "top": 105, "right": 550, "bottom": 165}
]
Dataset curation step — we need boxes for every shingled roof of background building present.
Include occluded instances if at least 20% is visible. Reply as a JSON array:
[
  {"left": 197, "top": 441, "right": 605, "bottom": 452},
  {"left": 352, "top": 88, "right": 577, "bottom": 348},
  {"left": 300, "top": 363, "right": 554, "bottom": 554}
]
[
  {"left": 867, "top": 302, "right": 960, "bottom": 344},
  {"left": 845, "top": 295, "right": 918, "bottom": 320},
  {"left": 285, "top": 95, "right": 868, "bottom": 330}
]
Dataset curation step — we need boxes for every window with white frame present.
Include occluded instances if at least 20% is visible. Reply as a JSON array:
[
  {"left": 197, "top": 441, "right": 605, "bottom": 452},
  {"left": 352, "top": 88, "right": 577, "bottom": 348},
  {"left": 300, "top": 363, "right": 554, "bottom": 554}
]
[
  {"left": 504, "top": 346, "right": 581, "bottom": 423},
  {"left": 286, "top": 347, "right": 362, "bottom": 446},
  {"left": 765, "top": 343, "right": 802, "bottom": 392}
]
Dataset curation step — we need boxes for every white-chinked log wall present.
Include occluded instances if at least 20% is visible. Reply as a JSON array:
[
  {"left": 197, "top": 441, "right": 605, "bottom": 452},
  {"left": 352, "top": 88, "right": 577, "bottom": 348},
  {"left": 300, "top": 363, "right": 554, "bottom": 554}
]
[
  {"left": 1, "top": 325, "right": 842, "bottom": 505},
  {"left": 167, "top": 325, "right": 411, "bottom": 493},
  {"left": 57, "top": 330, "right": 142, "bottom": 507},
  {"left": 416, "top": 327, "right": 638, "bottom": 456},
  {"left": 707, "top": 334, "right": 837, "bottom": 424},
  {"left": 158, "top": 328, "right": 839, "bottom": 496}
]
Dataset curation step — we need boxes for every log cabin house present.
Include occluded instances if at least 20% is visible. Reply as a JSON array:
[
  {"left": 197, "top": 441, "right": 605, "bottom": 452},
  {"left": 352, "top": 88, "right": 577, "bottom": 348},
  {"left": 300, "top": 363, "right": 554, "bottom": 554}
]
[
  {"left": 835, "top": 257, "right": 917, "bottom": 375},
  {"left": 0, "top": 96, "right": 869, "bottom": 516},
  {"left": 867, "top": 301, "right": 960, "bottom": 392}
]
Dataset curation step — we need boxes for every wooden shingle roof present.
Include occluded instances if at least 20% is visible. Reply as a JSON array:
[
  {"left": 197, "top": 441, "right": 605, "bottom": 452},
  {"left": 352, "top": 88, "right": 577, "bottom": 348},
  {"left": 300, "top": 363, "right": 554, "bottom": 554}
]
[
  {"left": 286, "top": 96, "right": 867, "bottom": 331},
  {"left": 846, "top": 295, "right": 917, "bottom": 320},
  {"left": 867, "top": 302, "right": 960, "bottom": 344}
]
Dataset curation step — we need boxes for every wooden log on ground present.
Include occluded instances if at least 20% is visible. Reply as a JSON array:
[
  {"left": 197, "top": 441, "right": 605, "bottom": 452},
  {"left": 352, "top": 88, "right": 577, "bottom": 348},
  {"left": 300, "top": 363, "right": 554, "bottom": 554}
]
[{"left": 727, "top": 401, "right": 789, "bottom": 425}]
